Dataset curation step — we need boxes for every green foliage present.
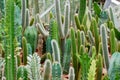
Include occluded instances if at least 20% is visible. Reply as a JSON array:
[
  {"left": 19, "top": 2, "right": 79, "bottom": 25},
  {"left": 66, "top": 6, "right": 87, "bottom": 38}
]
[
  {"left": 17, "top": 66, "right": 28, "bottom": 80},
  {"left": 93, "top": 2, "right": 101, "bottom": 17}
]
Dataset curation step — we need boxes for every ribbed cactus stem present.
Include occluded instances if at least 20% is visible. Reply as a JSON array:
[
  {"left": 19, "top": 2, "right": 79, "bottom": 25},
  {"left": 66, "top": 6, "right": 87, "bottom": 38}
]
[
  {"left": 110, "top": 29, "right": 116, "bottom": 54},
  {"left": 64, "top": 0, "right": 70, "bottom": 37},
  {"left": 22, "top": 0, "right": 26, "bottom": 32},
  {"left": 92, "top": 18, "right": 99, "bottom": 53},
  {"left": 117, "top": 41, "right": 120, "bottom": 52},
  {"left": 77, "top": 30, "right": 81, "bottom": 53},
  {"left": 51, "top": 39, "right": 60, "bottom": 63},
  {"left": 96, "top": 53, "right": 103, "bottom": 80},
  {"left": 80, "top": 31, "right": 85, "bottom": 46},
  {"left": 26, "top": 9, "right": 29, "bottom": 28},
  {"left": 101, "top": 24, "right": 109, "bottom": 71},
  {"left": 79, "top": 0, "right": 86, "bottom": 23},
  {"left": 68, "top": 67, "right": 75, "bottom": 80},
  {"left": 55, "top": 0, "right": 64, "bottom": 38},
  {"left": 43, "top": 59, "right": 52, "bottom": 80},
  {"left": 36, "top": 23, "right": 49, "bottom": 37},
  {"left": 74, "top": 14, "right": 81, "bottom": 30},
  {"left": 70, "top": 27, "right": 78, "bottom": 80},
  {"left": 79, "top": 45, "right": 84, "bottom": 55},
  {"left": 22, "top": 37, "right": 28, "bottom": 65},
  {"left": 46, "top": 53, "right": 52, "bottom": 61},
  {"left": 87, "top": 30, "right": 95, "bottom": 45},
  {"left": 5, "top": 0, "right": 15, "bottom": 79},
  {"left": 34, "top": 0, "right": 39, "bottom": 14}
]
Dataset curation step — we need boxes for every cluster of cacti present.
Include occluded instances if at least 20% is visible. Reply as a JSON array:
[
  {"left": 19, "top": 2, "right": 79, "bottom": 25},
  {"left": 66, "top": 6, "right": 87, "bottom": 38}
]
[{"left": 0, "top": 0, "right": 120, "bottom": 80}]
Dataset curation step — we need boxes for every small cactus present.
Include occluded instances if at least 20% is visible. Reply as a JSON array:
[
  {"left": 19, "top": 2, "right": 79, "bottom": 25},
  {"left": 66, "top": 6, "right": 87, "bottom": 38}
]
[{"left": 68, "top": 67, "right": 75, "bottom": 80}]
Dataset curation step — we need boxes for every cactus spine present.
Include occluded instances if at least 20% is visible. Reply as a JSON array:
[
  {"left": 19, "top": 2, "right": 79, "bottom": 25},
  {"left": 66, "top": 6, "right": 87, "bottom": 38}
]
[
  {"left": 43, "top": 59, "right": 52, "bottom": 80},
  {"left": 101, "top": 24, "right": 109, "bottom": 71},
  {"left": 5, "top": 0, "right": 15, "bottom": 79},
  {"left": 110, "top": 29, "right": 116, "bottom": 54}
]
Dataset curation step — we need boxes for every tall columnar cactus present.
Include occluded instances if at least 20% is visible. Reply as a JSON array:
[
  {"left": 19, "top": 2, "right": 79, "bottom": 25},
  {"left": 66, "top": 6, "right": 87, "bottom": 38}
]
[
  {"left": 70, "top": 27, "right": 78, "bottom": 80},
  {"left": 110, "top": 29, "right": 116, "bottom": 54},
  {"left": 26, "top": 9, "right": 29, "bottom": 28},
  {"left": 91, "top": 18, "right": 99, "bottom": 53},
  {"left": 17, "top": 66, "right": 28, "bottom": 80},
  {"left": 96, "top": 54, "right": 103, "bottom": 80},
  {"left": 33, "top": 0, "right": 39, "bottom": 15},
  {"left": 77, "top": 30, "right": 81, "bottom": 53},
  {"left": 64, "top": 0, "right": 70, "bottom": 37},
  {"left": 87, "top": 30, "right": 95, "bottom": 46},
  {"left": 55, "top": 0, "right": 64, "bottom": 38},
  {"left": 68, "top": 67, "right": 75, "bottom": 80},
  {"left": 22, "top": 0, "right": 26, "bottom": 32},
  {"left": 80, "top": 31, "right": 85, "bottom": 46},
  {"left": 101, "top": 24, "right": 109, "bottom": 71},
  {"left": 51, "top": 39, "right": 60, "bottom": 63},
  {"left": 52, "top": 62, "right": 62, "bottom": 80},
  {"left": 87, "top": 59, "right": 96, "bottom": 80},
  {"left": 24, "top": 26, "right": 38, "bottom": 53},
  {"left": 22, "top": 37, "right": 28, "bottom": 65},
  {"left": 75, "top": 14, "right": 81, "bottom": 30},
  {"left": 63, "top": 39, "right": 71, "bottom": 74},
  {"left": 79, "top": 0, "right": 86, "bottom": 23},
  {"left": 43, "top": 59, "right": 52, "bottom": 80},
  {"left": 46, "top": 36, "right": 52, "bottom": 54},
  {"left": 5, "top": 0, "right": 15, "bottom": 80},
  {"left": 27, "top": 53, "right": 41, "bottom": 80}
]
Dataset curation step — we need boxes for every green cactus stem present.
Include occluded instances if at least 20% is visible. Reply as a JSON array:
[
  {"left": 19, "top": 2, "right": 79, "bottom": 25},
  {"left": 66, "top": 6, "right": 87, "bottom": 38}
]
[
  {"left": 51, "top": 39, "right": 60, "bottom": 63},
  {"left": 79, "top": 0, "right": 86, "bottom": 23},
  {"left": 64, "top": 0, "right": 70, "bottom": 37},
  {"left": 101, "top": 24, "right": 109, "bottom": 71},
  {"left": 5, "top": 0, "right": 15, "bottom": 79},
  {"left": 22, "top": 0, "right": 26, "bottom": 33},
  {"left": 70, "top": 27, "right": 78, "bottom": 80},
  {"left": 68, "top": 67, "right": 75, "bottom": 80},
  {"left": 26, "top": 9, "right": 29, "bottom": 28},
  {"left": 75, "top": 14, "right": 81, "bottom": 30},
  {"left": 55, "top": 0, "right": 64, "bottom": 38},
  {"left": 43, "top": 59, "right": 52, "bottom": 80},
  {"left": 110, "top": 29, "right": 116, "bottom": 54},
  {"left": 22, "top": 37, "right": 28, "bottom": 65}
]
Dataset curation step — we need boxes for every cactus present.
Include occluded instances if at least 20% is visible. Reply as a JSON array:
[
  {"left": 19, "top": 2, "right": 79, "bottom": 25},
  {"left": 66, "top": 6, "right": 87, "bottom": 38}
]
[
  {"left": 96, "top": 53, "right": 103, "bottom": 80},
  {"left": 80, "top": 31, "right": 85, "bottom": 46},
  {"left": 46, "top": 53, "right": 52, "bottom": 61},
  {"left": 91, "top": 18, "right": 99, "bottom": 53},
  {"left": 55, "top": 0, "right": 64, "bottom": 38},
  {"left": 101, "top": 24, "right": 109, "bottom": 71},
  {"left": 51, "top": 39, "right": 60, "bottom": 63},
  {"left": 24, "top": 26, "right": 38, "bottom": 53},
  {"left": 27, "top": 53, "right": 41, "bottom": 80},
  {"left": 75, "top": 14, "right": 81, "bottom": 30},
  {"left": 43, "top": 59, "right": 52, "bottom": 80},
  {"left": 68, "top": 67, "right": 75, "bottom": 80},
  {"left": 63, "top": 39, "right": 71, "bottom": 74},
  {"left": 87, "top": 59, "right": 96, "bottom": 80},
  {"left": 46, "top": 36, "right": 52, "bottom": 54},
  {"left": 17, "top": 66, "right": 28, "bottom": 80},
  {"left": 110, "top": 29, "right": 116, "bottom": 54},
  {"left": 22, "top": 37, "right": 28, "bottom": 65},
  {"left": 52, "top": 62, "right": 62, "bottom": 80},
  {"left": 108, "top": 52, "right": 120, "bottom": 80},
  {"left": 79, "top": 0, "right": 86, "bottom": 23},
  {"left": 87, "top": 30, "right": 95, "bottom": 46},
  {"left": 64, "top": 0, "right": 70, "bottom": 37},
  {"left": 117, "top": 41, "right": 120, "bottom": 52},
  {"left": 33, "top": 0, "right": 39, "bottom": 15},
  {"left": 77, "top": 30, "right": 81, "bottom": 53},
  {"left": 70, "top": 27, "right": 78, "bottom": 80},
  {"left": 49, "top": 19, "right": 59, "bottom": 42},
  {"left": 26, "top": 9, "right": 29, "bottom": 28},
  {"left": 93, "top": 2, "right": 101, "bottom": 17},
  {"left": 79, "top": 45, "right": 84, "bottom": 55},
  {"left": 22, "top": 0, "right": 26, "bottom": 32},
  {"left": 5, "top": 0, "right": 15, "bottom": 79},
  {"left": 27, "top": 43, "right": 32, "bottom": 55}
]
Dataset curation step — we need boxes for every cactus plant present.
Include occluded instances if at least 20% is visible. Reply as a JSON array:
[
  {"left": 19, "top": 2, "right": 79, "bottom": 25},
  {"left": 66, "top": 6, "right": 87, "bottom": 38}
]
[
  {"left": 101, "top": 24, "right": 109, "bottom": 71},
  {"left": 43, "top": 59, "right": 52, "bottom": 80},
  {"left": 68, "top": 67, "right": 75, "bottom": 80}
]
